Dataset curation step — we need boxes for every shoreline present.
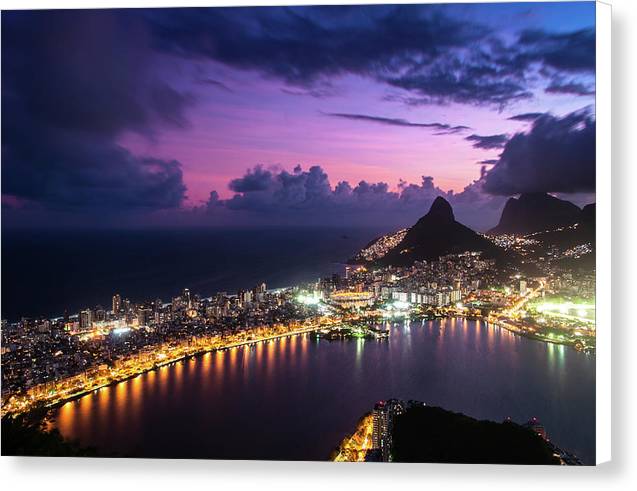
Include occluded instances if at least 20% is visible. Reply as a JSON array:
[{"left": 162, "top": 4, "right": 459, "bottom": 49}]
[
  {"left": 5, "top": 315, "right": 593, "bottom": 419},
  {"left": 3, "top": 325, "right": 323, "bottom": 418}
]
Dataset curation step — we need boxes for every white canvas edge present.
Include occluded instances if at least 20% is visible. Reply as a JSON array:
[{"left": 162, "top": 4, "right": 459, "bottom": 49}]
[{"left": 595, "top": 0, "right": 612, "bottom": 466}]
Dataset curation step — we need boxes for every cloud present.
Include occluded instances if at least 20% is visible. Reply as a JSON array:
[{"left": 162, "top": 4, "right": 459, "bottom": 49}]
[
  {"left": 517, "top": 28, "right": 595, "bottom": 73},
  {"left": 142, "top": 5, "right": 592, "bottom": 109},
  {"left": 228, "top": 165, "right": 276, "bottom": 193},
  {"left": 465, "top": 133, "right": 508, "bottom": 150},
  {"left": 477, "top": 159, "right": 498, "bottom": 165},
  {"left": 199, "top": 78, "right": 233, "bottom": 92},
  {"left": 325, "top": 113, "right": 470, "bottom": 134},
  {"left": 199, "top": 165, "right": 506, "bottom": 231},
  {"left": 144, "top": 6, "right": 484, "bottom": 87},
  {"left": 545, "top": 80, "right": 595, "bottom": 96},
  {"left": 507, "top": 112, "right": 544, "bottom": 122},
  {"left": 482, "top": 108, "right": 595, "bottom": 195},
  {"left": 281, "top": 87, "right": 336, "bottom": 98},
  {"left": 1, "top": 10, "right": 190, "bottom": 211},
  {"left": 384, "top": 52, "right": 533, "bottom": 108}
]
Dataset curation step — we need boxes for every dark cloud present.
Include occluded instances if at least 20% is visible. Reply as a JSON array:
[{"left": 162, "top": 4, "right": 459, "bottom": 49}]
[
  {"left": 228, "top": 166, "right": 275, "bottom": 193},
  {"left": 517, "top": 28, "right": 595, "bottom": 73},
  {"left": 477, "top": 159, "right": 498, "bottom": 165},
  {"left": 141, "top": 6, "right": 591, "bottom": 108},
  {"left": 326, "top": 113, "right": 470, "bottom": 134},
  {"left": 143, "top": 6, "right": 485, "bottom": 87},
  {"left": 384, "top": 53, "right": 533, "bottom": 108},
  {"left": 483, "top": 108, "right": 595, "bottom": 195},
  {"left": 507, "top": 112, "right": 544, "bottom": 122},
  {"left": 1, "top": 6, "right": 596, "bottom": 224},
  {"left": 545, "top": 80, "right": 595, "bottom": 96},
  {"left": 1, "top": 10, "right": 191, "bottom": 211},
  {"left": 465, "top": 133, "right": 508, "bottom": 150}
]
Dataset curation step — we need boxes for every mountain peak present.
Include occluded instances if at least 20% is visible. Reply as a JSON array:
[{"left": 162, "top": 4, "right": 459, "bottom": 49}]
[
  {"left": 489, "top": 193, "right": 581, "bottom": 235},
  {"left": 426, "top": 196, "right": 454, "bottom": 222}
]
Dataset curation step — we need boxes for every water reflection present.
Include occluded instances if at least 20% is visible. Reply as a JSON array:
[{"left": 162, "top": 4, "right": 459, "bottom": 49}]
[{"left": 52, "top": 319, "right": 596, "bottom": 464}]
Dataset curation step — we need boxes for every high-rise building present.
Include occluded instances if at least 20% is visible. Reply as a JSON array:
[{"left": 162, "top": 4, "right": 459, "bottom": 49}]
[
  {"left": 519, "top": 280, "right": 527, "bottom": 297},
  {"left": 137, "top": 308, "right": 152, "bottom": 327},
  {"left": 372, "top": 401, "right": 388, "bottom": 450},
  {"left": 112, "top": 293, "right": 121, "bottom": 314},
  {"left": 371, "top": 399, "right": 405, "bottom": 462},
  {"left": 79, "top": 309, "right": 93, "bottom": 330},
  {"left": 183, "top": 288, "right": 192, "bottom": 309}
]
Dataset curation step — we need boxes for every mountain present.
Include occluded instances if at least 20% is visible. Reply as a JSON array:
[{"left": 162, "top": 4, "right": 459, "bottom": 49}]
[
  {"left": 522, "top": 202, "right": 595, "bottom": 272},
  {"left": 533, "top": 203, "right": 595, "bottom": 248},
  {"left": 580, "top": 203, "right": 595, "bottom": 228},
  {"left": 355, "top": 197, "right": 506, "bottom": 267},
  {"left": 489, "top": 193, "right": 581, "bottom": 235}
]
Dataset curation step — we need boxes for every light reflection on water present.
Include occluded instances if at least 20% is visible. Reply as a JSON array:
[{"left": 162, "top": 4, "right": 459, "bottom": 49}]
[{"left": 53, "top": 319, "right": 595, "bottom": 463}]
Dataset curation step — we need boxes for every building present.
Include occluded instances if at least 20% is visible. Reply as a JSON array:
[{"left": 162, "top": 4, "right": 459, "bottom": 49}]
[
  {"left": 79, "top": 309, "right": 93, "bottom": 330},
  {"left": 94, "top": 306, "right": 106, "bottom": 322},
  {"left": 183, "top": 288, "right": 192, "bottom": 309},
  {"left": 329, "top": 291, "right": 374, "bottom": 309},
  {"left": 137, "top": 308, "right": 152, "bottom": 327},
  {"left": 112, "top": 293, "right": 121, "bottom": 315},
  {"left": 519, "top": 280, "right": 528, "bottom": 297},
  {"left": 372, "top": 401, "right": 388, "bottom": 451},
  {"left": 371, "top": 399, "right": 405, "bottom": 461}
]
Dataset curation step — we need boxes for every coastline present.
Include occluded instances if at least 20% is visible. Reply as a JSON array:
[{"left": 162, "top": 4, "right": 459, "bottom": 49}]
[
  {"left": 4, "top": 313, "right": 593, "bottom": 420},
  {"left": 2, "top": 324, "right": 324, "bottom": 418}
]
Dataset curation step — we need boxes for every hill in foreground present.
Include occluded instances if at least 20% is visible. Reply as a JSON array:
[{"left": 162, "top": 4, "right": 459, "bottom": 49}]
[{"left": 392, "top": 405, "right": 561, "bottom": 465}]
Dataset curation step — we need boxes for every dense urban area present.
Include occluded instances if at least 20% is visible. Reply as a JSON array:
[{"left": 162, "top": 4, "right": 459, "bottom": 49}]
[{"left": 2, "top": 233, "right": 595, "bottom": 417}]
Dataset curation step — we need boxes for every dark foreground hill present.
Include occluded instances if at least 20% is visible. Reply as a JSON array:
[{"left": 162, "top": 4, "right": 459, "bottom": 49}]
[
  {"left": 375, "top": 197, "right": 506, "bottom": 267},
  {"left": 489, "top": 193, "right": 581, "bottom": 235},
  {"left": 392, "top": 405, "right": 560, "bottom": 465},
  {"left": 2, "top": 414, "right": 98, "bottom": 457}
]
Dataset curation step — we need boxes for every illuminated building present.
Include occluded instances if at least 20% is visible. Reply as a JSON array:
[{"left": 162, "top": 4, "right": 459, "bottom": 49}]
[
  {"left": 112, "top": 293, "right": 121, "bottom": 314},
  {"left": 372, "top": 399, "right": 405, "bottom": 461},
  {"left": 520, "top": 280, "right": 528, "bottom": 297},
  {"left": 372, "top": 401, "right": 388, "bottom": 450},
  {"left": 329, "top": 291, "right": 374, "bottom": 309}
]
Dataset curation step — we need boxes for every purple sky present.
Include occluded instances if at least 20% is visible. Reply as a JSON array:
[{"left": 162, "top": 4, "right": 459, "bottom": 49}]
[{"left": 2, "top": 3, "right": 596, "bottom": 230}]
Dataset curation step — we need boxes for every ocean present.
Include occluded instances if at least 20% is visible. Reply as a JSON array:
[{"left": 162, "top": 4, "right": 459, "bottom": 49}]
[{"left": 1, "top": 227, "right": 386, "bottom": 321}]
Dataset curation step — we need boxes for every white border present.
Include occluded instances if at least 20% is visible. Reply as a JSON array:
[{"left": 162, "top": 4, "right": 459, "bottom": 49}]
[{"left": 595, "top": 0, "right": 612, "bottom": 466}]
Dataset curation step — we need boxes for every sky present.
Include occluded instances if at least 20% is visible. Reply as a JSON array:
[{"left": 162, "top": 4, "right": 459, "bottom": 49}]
[{"left": 1, "top": 2, "right": 596, "bottom": 231}]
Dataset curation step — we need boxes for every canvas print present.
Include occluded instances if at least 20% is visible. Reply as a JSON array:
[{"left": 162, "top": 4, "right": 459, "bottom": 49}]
[{"left": 1, "top": 2, "right": 597, "bottom": 464}]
